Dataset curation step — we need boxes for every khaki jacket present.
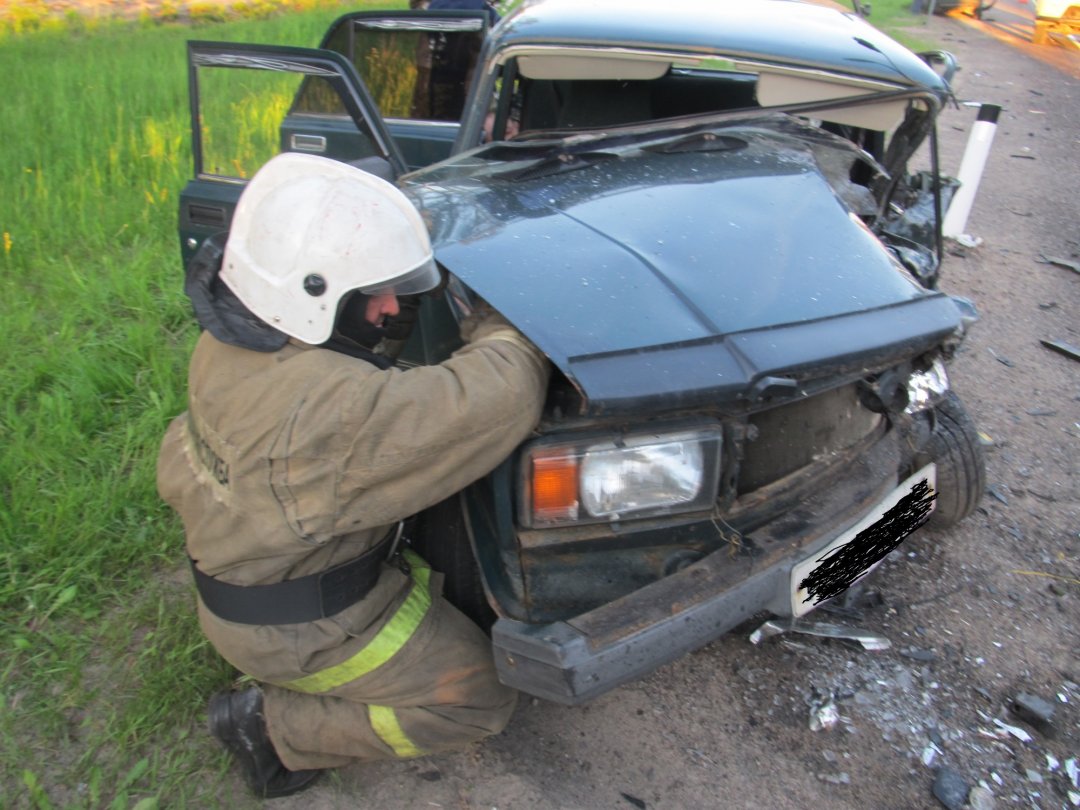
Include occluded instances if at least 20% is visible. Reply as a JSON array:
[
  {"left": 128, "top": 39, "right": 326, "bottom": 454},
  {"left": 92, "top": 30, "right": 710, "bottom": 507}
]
[
  {"left": 157, "top": 321, "right": 548, "bottom": 679},
  {"left": 157, "top": 319, "right": 548, "bottom": 768}
]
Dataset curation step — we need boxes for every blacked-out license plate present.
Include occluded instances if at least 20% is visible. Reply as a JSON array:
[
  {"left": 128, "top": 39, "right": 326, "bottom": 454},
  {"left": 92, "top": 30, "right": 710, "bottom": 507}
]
[{"left": 791, "top": 465, "right": 937, "bottom": 617}]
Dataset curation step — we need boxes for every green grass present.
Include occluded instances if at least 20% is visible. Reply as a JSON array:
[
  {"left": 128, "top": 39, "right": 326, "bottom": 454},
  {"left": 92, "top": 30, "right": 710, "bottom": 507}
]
[
  {"left": 0, "top": 1, "right": 939, "bottom": 806},
  {"left": 865, "top": 0, "right": 947, "bottom": 50},
  {"left": 0, "top": 4, "right": 406, "bottom": 807}
]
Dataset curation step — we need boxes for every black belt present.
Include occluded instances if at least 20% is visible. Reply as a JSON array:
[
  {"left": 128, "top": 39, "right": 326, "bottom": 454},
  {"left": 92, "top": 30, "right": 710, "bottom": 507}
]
[{"left": 190, "top": 527, "right": 400, "bottom": 625}]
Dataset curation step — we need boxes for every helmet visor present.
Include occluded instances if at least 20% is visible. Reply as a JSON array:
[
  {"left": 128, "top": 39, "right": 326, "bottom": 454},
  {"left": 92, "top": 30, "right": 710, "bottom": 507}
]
[{"left": 361, "top": 257, "right": 442, "bottom": 297}]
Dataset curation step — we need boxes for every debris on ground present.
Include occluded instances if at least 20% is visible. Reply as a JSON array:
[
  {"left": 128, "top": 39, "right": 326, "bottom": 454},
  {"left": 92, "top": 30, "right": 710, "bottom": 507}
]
[
  {"left": 749, "top": 618, "right": 891, "bottom": 651},
  {"left": 1025, "top": 407, "right": 1057, "bottom": 417},
  {"left": 933, "top": 766, "right": 970, "bottom": 810},
  {"left": 809, "top": 700, "right": 840, "bottom": 732},
  {"left": 988, "top": 718, "right": 1034, "bottom": 743},
  {"left": 1036, "top": 253, "right": 1080, "bottom": 275},
  {"left": 746, "top": 611, "right": 1080, "bottom": 810},
  {"left": 966, "top": 784, "right": 996, "bottom": 810},
  {"left": 815, "top": 770, "right": 851, "bottom": 785},
  {"left": 1010, "top": 692, "right": 1056, "bottom": 734},
  {"left": 952, "top": 234, "right": 984, "bottom": 248},
  {"left": 1040, "top": 339, "right": 1080, "bottom": 362}
]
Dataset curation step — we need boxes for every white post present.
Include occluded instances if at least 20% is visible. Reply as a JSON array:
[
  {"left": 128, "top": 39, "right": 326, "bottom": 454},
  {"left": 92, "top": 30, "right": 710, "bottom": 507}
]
[{"left": 942, "top": 104, "right": 1001, "bottom": 240}]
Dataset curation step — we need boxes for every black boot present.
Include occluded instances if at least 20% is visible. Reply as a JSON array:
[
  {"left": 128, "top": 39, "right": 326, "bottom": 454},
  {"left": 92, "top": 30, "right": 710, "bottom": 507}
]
[{"left": 207, "top": 687, "right": 322, "bottom": 799}]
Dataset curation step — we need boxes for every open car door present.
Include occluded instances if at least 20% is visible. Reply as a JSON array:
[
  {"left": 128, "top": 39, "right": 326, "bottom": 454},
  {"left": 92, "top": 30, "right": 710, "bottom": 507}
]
[
  {"left": 178, "top": 41, "right": 407, "bottom": 271},
  {"left": 315, "top": 9, "right": 491, "bottom": 170}
]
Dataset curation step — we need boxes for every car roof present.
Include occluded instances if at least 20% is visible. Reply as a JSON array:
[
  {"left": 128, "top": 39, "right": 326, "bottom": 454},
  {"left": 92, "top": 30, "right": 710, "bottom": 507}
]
[{"left": 493, "top": 0, "right": 946, "bottom": 92}]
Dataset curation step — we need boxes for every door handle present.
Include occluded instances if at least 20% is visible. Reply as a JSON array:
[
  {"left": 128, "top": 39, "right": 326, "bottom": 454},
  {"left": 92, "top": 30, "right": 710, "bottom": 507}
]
[{"left": 187, "top": 203, "right": 227, "bottom": 228}]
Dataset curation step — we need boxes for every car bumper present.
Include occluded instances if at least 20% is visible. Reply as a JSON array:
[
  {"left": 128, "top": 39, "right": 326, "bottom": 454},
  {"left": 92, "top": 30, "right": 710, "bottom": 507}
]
[{"left": 491, "top": 432, "right": 932, "bottom": 704}]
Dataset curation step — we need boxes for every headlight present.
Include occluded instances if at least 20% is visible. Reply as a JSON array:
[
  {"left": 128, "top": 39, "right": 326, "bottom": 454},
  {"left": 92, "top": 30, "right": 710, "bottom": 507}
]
[
  {"left": 905, "top": 357, "right": 949, "bottom": 414},
  {"left": 520, "top": 426, "right": 722, "bottom": 527}
]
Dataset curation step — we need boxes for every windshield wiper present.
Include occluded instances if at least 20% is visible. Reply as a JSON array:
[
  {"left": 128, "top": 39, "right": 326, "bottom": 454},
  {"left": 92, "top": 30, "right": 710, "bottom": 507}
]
[
  {"left": 644, "top": 132, "right": 748, "bottom": 154},
  {"left": 498, "top": 151, "right": 619, "bottom": 183}
]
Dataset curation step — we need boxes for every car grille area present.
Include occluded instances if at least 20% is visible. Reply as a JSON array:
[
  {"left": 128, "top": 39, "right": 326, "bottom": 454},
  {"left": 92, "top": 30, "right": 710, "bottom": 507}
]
[{"left": 737, "top": 383, "right": 883, "bottom": 494}]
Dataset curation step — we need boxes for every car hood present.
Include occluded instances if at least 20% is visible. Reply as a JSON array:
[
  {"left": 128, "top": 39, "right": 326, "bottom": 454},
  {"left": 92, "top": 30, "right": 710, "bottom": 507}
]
[{"left": 407, "top": 120, "right": 963, "bottom": 414}]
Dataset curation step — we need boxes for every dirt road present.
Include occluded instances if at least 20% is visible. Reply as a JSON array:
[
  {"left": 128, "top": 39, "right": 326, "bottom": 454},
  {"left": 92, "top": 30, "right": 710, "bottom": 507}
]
[{"left": 173, "top": 10, "right": 1074, "bottom": 809}]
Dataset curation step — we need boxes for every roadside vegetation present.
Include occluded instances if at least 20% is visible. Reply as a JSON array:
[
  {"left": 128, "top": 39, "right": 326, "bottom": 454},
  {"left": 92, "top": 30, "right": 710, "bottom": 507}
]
[
  {"left": 0, "top": 0, "right": 944, "bottom": 806},
  {"left": 0, "top": 4, "right": 405, "bottom": 807},
  {"left": 865, "top": 0, "right": 951, "bottom": 50}
]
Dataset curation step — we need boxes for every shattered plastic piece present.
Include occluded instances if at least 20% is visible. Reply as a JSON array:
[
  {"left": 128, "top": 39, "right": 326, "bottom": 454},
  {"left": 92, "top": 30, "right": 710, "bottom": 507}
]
[
  {"left": 1040, "top": 339, "right": 1080, "bottom": 363},
  {"left": 992, "top": 718, "right": 1033, "bottom": 743},
  {"left": 749, "top": 620, "right": 784, "bottom": 645},
  {"left": 951, "top": 233, "right": 983, "bottom": 248},
  {"left": 987, "top": 348, "right": 1014, "bottom": 368},
  {"left": 922, "top": 744, "right": 940, "bottom": 766},
  {"left": 749, "top": 618, "right": 890, "bottom": 650},
  {"left": 1026, "top": 769, "right": 1043, "bottom": 783},
  {"left": 810, "top": 701, "right": 840, "bottom": 732},
  {"left": 1036, "top": 254, "right": 1080, "bottom": 275},
  {"left": 1069, "top": 791, "right": 1080, "bottom": 807},
  {"left": 1067, "top": 758, "right": 1079, "bottom": 789},
  {"left": 1047, "top": 754, "right": 1060, "bottom": 771}
]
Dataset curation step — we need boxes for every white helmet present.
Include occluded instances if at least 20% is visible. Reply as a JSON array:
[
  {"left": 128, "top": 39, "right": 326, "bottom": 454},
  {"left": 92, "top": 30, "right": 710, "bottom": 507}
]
[{"left": 220, "top": 152, "right": 440, "bottom": 345}]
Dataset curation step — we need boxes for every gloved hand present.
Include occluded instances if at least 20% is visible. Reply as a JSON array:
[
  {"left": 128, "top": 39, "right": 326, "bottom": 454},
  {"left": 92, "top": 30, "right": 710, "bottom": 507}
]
[
  {"left": 459, "top": 303, "right": 544, "bottom": 360},
  {"left": 459, "top": 302, "right": 512, "bottom": 343}
]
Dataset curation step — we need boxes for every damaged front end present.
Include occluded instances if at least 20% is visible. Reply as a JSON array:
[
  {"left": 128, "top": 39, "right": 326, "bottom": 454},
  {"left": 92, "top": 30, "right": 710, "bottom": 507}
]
[{"left": 402, "top": 97, "right": 981, "bottom": 703}]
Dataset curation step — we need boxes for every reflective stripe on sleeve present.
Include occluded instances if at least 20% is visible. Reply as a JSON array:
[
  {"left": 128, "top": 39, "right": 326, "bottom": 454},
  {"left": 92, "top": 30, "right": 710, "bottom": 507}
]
[
  {"left": 369, "top": 704, "right": 424, "bottom": 758},
  {"left": 280, "top": 551, "right": 433, "bottom": 694}
]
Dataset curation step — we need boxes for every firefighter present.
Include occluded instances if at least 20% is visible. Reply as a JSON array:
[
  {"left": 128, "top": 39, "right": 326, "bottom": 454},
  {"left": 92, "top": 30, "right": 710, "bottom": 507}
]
[{"left": 157, "top": 153, "right": 549, "bottom": 797}]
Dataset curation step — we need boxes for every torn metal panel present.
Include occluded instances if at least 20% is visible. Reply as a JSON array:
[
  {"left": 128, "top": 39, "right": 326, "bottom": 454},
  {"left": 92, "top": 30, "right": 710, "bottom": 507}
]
[{"left": 749, "top": 617, "right": 891, "bottom": 650}]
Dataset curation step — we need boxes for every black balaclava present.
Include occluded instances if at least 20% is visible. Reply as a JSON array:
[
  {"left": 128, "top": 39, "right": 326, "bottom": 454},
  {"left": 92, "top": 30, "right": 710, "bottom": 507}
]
[
  {"left": 320, "top": 291, "right": 424, "bottom": 370},
  {"left": 184, "top": 233, "right": 289, "bottom": 353}
]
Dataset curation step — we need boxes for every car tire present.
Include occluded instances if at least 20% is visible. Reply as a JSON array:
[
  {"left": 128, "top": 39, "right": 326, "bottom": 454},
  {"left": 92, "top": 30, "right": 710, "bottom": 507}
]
[
  {"left": 407, "top": 494, "right": 497, "bottom": 631},
  {"left": 915, "top": 392, "right": 986, "bottom": 529}
]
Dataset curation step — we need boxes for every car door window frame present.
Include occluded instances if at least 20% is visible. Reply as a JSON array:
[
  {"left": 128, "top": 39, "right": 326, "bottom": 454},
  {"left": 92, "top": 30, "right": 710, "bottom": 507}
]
[{"left": 186, "top": 40, "right": 407, "bottom": 182}]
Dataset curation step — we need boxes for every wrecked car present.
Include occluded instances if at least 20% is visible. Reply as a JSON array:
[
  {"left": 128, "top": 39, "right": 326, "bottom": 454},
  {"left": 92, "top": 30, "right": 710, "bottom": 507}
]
[{"left": 178, "top": 0, "right": 985, "bottom": 705}]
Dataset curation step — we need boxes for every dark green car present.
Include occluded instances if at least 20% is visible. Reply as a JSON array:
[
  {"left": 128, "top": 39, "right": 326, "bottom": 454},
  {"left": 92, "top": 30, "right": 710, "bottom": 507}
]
[{"left": 178, "top": 0, "right": 984, "bottom": 704}]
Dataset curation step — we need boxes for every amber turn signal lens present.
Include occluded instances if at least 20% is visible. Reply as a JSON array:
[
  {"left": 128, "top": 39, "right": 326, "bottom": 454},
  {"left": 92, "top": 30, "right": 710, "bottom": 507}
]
[{"left": 531, "top": 454, "right": 579, "bottom": 522}]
